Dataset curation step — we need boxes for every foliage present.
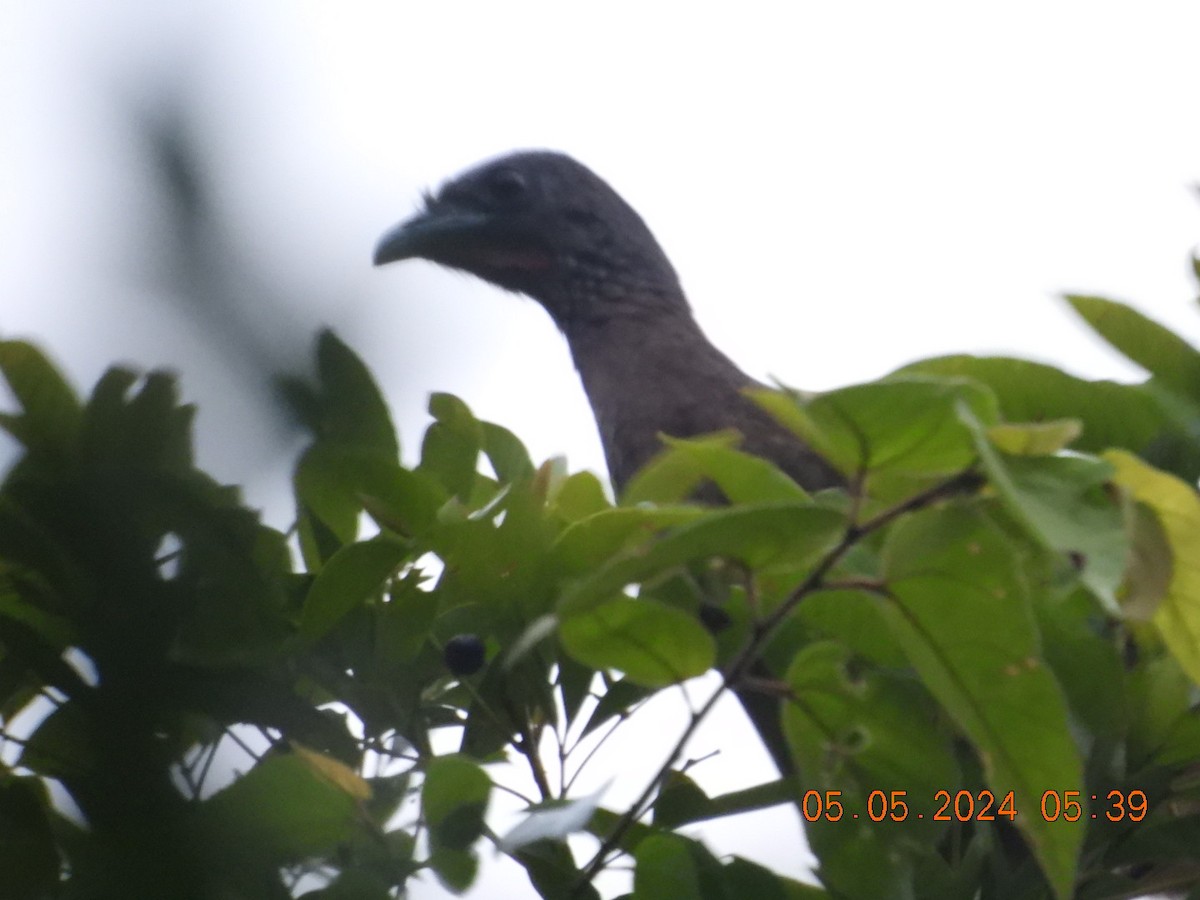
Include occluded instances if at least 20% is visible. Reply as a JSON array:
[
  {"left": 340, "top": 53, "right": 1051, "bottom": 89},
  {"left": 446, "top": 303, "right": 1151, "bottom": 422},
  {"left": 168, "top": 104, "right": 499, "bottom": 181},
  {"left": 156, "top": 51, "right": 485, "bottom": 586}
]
[{"left": 2, "top": 280, "right": 1200, "bottom": 899}]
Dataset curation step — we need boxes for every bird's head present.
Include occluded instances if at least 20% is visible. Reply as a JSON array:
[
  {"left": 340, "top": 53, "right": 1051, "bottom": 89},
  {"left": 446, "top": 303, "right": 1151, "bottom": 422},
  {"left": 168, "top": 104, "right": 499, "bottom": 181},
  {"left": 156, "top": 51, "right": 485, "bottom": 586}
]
[{"left": 373, "top": 151, "right": 686, "bottom": 329}]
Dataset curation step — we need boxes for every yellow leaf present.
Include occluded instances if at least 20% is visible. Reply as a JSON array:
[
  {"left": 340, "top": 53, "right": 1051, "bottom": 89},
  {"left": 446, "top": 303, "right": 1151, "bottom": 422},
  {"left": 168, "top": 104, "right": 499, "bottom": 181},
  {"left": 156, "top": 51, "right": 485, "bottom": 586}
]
[
  {"left": 987, "top": 420, "right": 1082, "bottom": 455},
  {"left": 291, "top": 742, "right": 371, "bottom": 801},
  {"left": 1104, "top": 450, "right": 1200, "bottom": 685}
]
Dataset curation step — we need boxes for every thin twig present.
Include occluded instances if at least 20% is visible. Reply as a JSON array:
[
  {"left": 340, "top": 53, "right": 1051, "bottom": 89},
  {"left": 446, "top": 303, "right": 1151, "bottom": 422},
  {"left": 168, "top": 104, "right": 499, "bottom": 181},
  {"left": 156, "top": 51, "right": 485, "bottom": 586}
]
[{"left": 502, "top": 693, "right": 554, "bottom": 802}]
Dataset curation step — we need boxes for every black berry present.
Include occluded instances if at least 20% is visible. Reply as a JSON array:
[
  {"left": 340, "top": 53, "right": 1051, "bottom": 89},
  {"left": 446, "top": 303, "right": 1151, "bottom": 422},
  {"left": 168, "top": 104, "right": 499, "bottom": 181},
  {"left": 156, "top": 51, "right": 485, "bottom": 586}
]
[
  {"left": 444, "top": 634, "right": 486, "bottom": 675},
  {"left": 697, "top": 604, "right": 733, "bottom": 634}
]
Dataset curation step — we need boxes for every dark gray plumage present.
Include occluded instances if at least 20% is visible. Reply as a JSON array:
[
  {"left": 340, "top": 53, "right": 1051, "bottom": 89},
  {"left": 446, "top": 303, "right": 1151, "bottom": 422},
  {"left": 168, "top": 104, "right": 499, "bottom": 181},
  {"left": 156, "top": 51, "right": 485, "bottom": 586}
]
[{"left": 374, "top": 150, "right": 841, "bottom": 496}]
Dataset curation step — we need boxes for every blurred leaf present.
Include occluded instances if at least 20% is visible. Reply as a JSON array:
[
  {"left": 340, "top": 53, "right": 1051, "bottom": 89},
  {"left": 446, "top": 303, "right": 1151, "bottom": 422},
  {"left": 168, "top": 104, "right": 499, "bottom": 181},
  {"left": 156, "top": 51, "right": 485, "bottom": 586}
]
[
  {"left": 1118, "top": 501, "right": 1173, "bottom": 620},
  {"left": 294, "top": 445, "right": 443, "bottom": 554},
  {"left": 377, "top": 571, "right": 437, "bottom": 664},
  {"left": 881, "top": 503, "right": 1082, "bottom": 898},
  {"left": 554, "top": 505, "right": 705, "bottom": 574},
  {"left": 313, "top": 330, "right": 399, "bottom": 457},
  {"left": 195, "top": 752, "right": 359, "bottom": 866},
  {"left": 498, "top": 782, "right": 610, "bottom": 851},
  {"left": 421, "top": 392, "right": 484, "bottom": 500},
  {"left": 460, "top": 652, "right": 557, "bottom": 759},
  {"left": 18, "top": 700, "right": 94, "bottom": 779},
  {"left": 559, "top": 597, "right": 714, "bottom": 688},
  {"left": 511, "top": 839, "right": 601, "bottom": 900},
  {"left": 0, "top": 340, "right": 82, "bottom": 456},
  {"left": 300, "top": 536, "right": 409, "bottom": 642},
  {"left": 428, "top": 846, "right": 478, "bottom": 893},
  {"left": 900, "top": 354, "right": 1200, "bottom": 481},
  {"left": 1127, "top": 656, "right": 1193, "bottom": 768},
  {"left": 1105, "top": 450, "right": 1200, "bottom": 684},
  {"left": 548, "top": 470, "right": 611, "bottom": 522},
  {"left": 751, "top": 376, "right": 996, "bottom": 484},
  {"left": 1066, "top": 295, "right": 1200, "bottom": 402},
  {"left": 304, "top": 869, "right": 392, "bottom": 900},
  {"left": 0, "top": 776, "right": 59, "bottom": 896},
  {"left": 633, "top": 834, "right": 703, "bottom": 900},
  {"left": 1036, "top": 588, "right": 1128, "bottom": 741},
  {"left": 723, "top": 857, "right": 816, "bottom": 900},
  {"left": 481, "top": 420, "right": 535, "bottom": 484},
  {"left": 422, "top": 755, "right": 491, "bottom": 851},
  {"left": 0, "top": 586, "right": 75, "bottom": 649},
  {"left": 625, "top": 432, "right": 812, "bottom": 505},
  {"left": 652, "top": 770, "right": 712, "bottom": 829},
  {"left": 291, "top": 742, "right": 371, "bottom": 801},
  {"left": 81, "top": 369, "right": 195, "bottom": 473},
  {"left": 987, "top": 419, "right": 1082, "bottom": 455},
  {"left": 576, "top": 676, "right": 653, "bottom": 740},
  {"left": 559, "top": 504, "right": 844, "bottom": 615}
]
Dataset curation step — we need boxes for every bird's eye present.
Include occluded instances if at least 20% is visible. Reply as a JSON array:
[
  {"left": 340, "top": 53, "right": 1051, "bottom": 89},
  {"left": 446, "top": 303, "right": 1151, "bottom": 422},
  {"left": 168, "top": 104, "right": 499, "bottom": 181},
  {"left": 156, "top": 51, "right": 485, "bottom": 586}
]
[{"left": 488, "top": 168, "right": 528, "bottom": 203}]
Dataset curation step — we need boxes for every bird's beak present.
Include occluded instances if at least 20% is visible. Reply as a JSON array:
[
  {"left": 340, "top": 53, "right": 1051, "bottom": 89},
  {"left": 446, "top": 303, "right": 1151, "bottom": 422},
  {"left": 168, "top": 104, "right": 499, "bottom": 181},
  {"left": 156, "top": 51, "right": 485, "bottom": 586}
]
[{"left": 373, "top": 209, "right": 493, "bottom": 266}]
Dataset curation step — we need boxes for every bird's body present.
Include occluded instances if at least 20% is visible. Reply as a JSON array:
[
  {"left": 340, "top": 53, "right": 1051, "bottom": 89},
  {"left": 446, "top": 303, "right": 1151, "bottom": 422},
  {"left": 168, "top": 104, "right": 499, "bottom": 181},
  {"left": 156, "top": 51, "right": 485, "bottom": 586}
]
[{"left": 374, "top": 151, "right": 841, "bottom": 496}]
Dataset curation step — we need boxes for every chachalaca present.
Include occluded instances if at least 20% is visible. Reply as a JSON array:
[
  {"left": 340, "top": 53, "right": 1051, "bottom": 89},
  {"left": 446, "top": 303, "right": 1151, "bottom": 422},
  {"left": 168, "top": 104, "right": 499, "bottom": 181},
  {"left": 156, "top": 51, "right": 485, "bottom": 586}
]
[{"left": 374, "top": 150, "right": 843, "bottom": 776}]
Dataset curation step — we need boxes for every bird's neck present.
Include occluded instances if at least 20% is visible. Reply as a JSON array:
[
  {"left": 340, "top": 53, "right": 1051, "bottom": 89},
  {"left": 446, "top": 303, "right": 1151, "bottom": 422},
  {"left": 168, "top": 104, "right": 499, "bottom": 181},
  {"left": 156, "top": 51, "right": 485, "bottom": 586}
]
[
  {"left": 563, "top": 306, "right": 734, "bottom": 382},
  {"left": 561, "top": 307, "right": 760, "bottom": 488}
]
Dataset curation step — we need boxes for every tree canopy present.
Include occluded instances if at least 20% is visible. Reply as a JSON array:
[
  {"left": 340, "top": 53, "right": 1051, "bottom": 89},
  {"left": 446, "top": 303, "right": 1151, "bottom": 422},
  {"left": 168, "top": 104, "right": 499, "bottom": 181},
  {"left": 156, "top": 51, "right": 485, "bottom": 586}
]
[{"left": 2, "top": 286, "right": 1200, "bottom": 899}]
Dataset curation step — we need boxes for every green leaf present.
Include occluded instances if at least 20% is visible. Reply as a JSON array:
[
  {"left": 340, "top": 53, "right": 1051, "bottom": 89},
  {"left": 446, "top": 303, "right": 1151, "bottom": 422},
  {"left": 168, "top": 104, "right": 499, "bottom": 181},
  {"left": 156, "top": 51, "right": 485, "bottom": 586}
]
[
  {"left": 511, "top": 839, "right": 601, "bottom": 900},
  {"left": 294, "top": 445, "right": 444, "bottom": 554},
  {"left": 376, "top": 571, "right": 437, "bottom": 663},
  {"left": 78, "top": 369, "right": 195, "bottom": 474},
  {"left": 420, "top": 392, "right": 484, "bottom": 500},
  {"left": 194, "top": 752, "right": 359, "bottom": 865},
  {"left": 1105, "top": 450, "right": 1200, "bottom": 685},
  {"left": 652, "top": 770, "right": 712, "bottom": 829},
  {"left": 548, "top": 470, "right": 611, "bottom": 522},
  {"left": 625, "top": 432, "right": 812, "bottom": 505},
  {"left": 559, "top": 597, "right": 715, "bottom": 687},
  {"left": 559, "top": 503, "right": 845, "bottom": 615},
  {"left": 1126, "top": 656, "right": 1197, "bottom": 768},
  {"left": 576, "top": 676, "right": 653, "bottom": 740},
  {"left": 633, "top": 834, "right": 703, "bottom": 900},
  {"left": 553, "top": 505, "right": 706, "bottom": 575},
  {"left": 481, "top": 420, "right": 535, "bottom": 484},
  {"left": 751, "top": 376, "right": 995, "bottom": 494},
  {"left": 0, "top": 776, "right": 59, "bottom": 896},
  {"left": 722, "top": 857, "right": 802, "bottom": 900},
  {"left": 0, "top": 586, "right": 75, "bottom": 649},
  {"left": 0, "top": 340, "right": 82, "bottom": 454},
  {"left": 18, "top": 700, "right": 94, "bottom": 778},
  {"left": 1037, "top": 588, "right": 1128, "bottom": 740},
  {"left": 1066, "top": 295, "right": 1200, "bottom": 402},
  {"left": 987, "top": 420, "right": 1082, "bottom": 455},
  {"left": 308, "top": 869, "right": 393, "bottom": 900},
  {"left": 880, "top": 503, "right": 1082, "bottom": 899},
  {"left": 961, "top": 402, "right": 1127, "bottom": 612},
  {"left": 428, "top": 846, "right": 478, "bottom": 893},
  {"left": 313, "top": 330, "right": 399, "bottom": 457},
  {"left": 422, "top": 755, "right": 491, "bottom": 851},
  {"left": 299, "top": 536, "right": 409, "bottom": 642},
  {"left": 899, "top": 354, "right": 1200, "bottom": 479},
  {"left": 783, "top": 642, "right": 958, "bottom": 846}
]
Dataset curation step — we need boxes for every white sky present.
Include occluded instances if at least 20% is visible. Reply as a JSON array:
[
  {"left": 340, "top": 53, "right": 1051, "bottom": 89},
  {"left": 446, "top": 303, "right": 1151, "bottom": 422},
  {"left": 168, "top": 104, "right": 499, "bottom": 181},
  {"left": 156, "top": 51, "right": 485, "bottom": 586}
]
[{"left": 3, "top": 2, "right": 1200, "bottom": 897}]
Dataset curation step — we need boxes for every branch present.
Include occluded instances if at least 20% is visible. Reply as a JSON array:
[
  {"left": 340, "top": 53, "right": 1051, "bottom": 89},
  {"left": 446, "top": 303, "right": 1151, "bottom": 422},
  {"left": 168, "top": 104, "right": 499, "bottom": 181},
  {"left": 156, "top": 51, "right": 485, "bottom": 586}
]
[{"left": 573, "top": 467, "right": 980, "bottom": 891}]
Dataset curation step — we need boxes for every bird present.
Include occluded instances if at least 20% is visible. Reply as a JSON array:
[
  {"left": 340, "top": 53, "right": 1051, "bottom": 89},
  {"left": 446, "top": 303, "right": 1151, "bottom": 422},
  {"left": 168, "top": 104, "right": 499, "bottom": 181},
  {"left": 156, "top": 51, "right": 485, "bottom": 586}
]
[
  {"left": 373, "top": 150, "right": 843, "bottom": 778},
  {"left": 373, "top": 151, "right": 842, "bottom": 496}
]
